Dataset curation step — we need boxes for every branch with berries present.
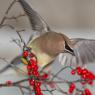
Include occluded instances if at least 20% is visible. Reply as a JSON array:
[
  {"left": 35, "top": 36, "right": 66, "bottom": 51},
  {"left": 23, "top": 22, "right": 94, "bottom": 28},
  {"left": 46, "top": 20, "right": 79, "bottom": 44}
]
[
  {"left": 0, "top": 54, "right": 95, "bottom": 95},
  {"left": 0, "top": 0, "right": 95, "bottom": 95}
]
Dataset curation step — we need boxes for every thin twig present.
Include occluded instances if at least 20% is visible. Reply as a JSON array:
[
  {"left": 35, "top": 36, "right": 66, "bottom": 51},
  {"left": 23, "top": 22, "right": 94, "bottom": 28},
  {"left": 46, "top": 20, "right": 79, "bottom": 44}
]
[
  {"left": 0, "top": 0, "right": 17, "bottom": 25},
  {"left": 51, "top": 66, "right": 73, "bottom": 81},
  {"left": 4, "top": 14, "right": 26, "bottom": 21},
  {"left": 0, "top": 57, "right": 27, "bottom": 75}
]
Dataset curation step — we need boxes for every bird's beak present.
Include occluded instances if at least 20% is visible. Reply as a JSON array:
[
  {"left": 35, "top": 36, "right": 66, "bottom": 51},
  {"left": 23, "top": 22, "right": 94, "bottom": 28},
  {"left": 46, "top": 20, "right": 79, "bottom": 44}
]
[{"left": 64, "top": 41, "right": 75, "bottom": 55}]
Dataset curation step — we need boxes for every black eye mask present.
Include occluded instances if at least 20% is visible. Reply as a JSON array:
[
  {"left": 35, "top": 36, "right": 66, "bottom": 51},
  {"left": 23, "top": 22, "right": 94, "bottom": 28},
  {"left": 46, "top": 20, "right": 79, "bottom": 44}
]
[{"left": 64, "top": 41, "right": 74, "bottom": 55}]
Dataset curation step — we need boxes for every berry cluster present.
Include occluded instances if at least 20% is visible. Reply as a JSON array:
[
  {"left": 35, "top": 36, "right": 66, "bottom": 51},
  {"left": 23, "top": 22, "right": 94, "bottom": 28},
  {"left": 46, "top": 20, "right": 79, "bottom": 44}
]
[
  {"left": 70, "top": 66, "right": 95, "bottom": 95},
  {"left": 71, "top": 66, "right": 95, "bottom": 83},
  {"left": 23, "top": 50, "right": 48, "bottom": 95},
  {"left": 23, "top": 50, "right": 94, "bottom": 95},
  {"left": 68, "top": 83, "right": 92, "bottom": 95}
]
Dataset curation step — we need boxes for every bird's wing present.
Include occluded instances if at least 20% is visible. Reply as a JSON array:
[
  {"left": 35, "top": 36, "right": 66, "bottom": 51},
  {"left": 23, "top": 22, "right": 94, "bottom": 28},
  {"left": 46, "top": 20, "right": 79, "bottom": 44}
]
[
  {"left": 19, "top": 0, "right": 50, "bottom": 32},
  {"left": 58, "top": 38, "right": 95, "bottom": 67}
]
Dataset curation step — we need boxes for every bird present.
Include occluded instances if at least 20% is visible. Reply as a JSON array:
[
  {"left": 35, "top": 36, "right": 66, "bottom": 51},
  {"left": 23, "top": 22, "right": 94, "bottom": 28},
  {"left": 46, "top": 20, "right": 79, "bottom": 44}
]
[
  {"left": 18, "top": 0, "right": 75, "bottom": 68},
  {"left": 1, "top": 0, "right": 95, "bottom": 74},
  {"left": 18, "top": 0, "right": 95, "bottom": 69}
]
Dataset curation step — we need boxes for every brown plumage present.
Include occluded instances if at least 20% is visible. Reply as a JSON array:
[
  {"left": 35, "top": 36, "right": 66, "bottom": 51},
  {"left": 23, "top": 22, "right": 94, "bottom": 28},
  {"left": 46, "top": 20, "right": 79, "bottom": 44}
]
[{"left": 18, "top": 0, "right": 95, "bottom": 68}]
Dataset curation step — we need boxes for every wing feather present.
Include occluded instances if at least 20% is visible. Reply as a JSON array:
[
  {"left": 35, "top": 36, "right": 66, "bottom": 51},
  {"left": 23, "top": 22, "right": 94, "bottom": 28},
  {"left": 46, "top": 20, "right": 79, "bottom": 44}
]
[
  {"left": 19, "top": 0, "right": 50, "bottom": 32},
  {"left": 59, "top": 38, "right": 95, "bottom": 67}
]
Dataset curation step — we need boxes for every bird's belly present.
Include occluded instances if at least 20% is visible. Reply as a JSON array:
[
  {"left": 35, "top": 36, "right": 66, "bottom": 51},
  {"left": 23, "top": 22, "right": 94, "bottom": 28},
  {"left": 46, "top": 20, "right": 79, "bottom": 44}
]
[{"left": 36, "top": 52, "right": 53, "bottom": 68}]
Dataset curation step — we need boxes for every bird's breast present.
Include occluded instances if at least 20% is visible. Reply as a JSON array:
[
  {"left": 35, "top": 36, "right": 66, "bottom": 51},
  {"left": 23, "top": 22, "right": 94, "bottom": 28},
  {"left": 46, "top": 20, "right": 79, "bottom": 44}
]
[
  {"left": 35, "top": 52, "right": 53, "bottom": 67},
  {"left": 28, "top": 43, "right": 53, "bottom": 68}
]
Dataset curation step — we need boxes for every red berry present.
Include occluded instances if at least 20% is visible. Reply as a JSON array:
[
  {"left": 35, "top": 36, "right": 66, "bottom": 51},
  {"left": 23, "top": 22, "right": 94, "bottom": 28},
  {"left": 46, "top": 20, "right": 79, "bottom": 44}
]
[
  {"left": 88, "top": 72, "right": 95, "bottom": 80},
  {"left": 68, "top": 83, "right": 76, "bottom": 93},
  {"left": 39, "top": 93, "right": 43, "bottom": 95},
  {"left": 28, "top": 71, "right": 32, "bottom": 75},
  {"left": 35, "top": 86, "right": 41, "bottom": 92},
  {"left": 84, "top": 72, "right": 90, "bottom": 79},
  {"left": 36, "top": 92, "right": 43, "bottom": 95},
  {"left": 33, "top": 66, "right": 38, "bottom": 71},
  {"left": 81, "top": 69, "right": 89, "bottom": 79},
  {"left": 81, "top": 69, "right": 88, "bottom": 75},
  {"left": 30, "top": 59, "right": 37, "bottom": 65},
  {"left": 81, "top": 93, "right": 85, "bottom": 95},
  {"left": 82, "top": 74, "right": 87, "bottom": 79},
  {"left": 70, "top": 83, "right": 75, "bottom": 88},
  {"left": 36, "top": 81, "right": 41, "bottom": 87},
  {"left": 71, "top": 69, "right": 76, "bottom": 75},
  {"left": 76, "top": 66, "right": 82, "bottom": 75},
  {"left": 84, "top": 88, "right": 92, "bottom": 95},
  {"left": 29, "top": 52, "right": 34, "bottom": 57},
  {"left": 31, "top": 64, "right": 36, "bottom": 70},
  {"left": 29, "top": 79, "right": 35, "bottom": 86},
  {"left": 23, "top": 50, "right": 28, "bottom": 57},
  {"left": 42, "top": 73, "right": 48, "bottom": 79},
  {"left": 81, "top": 82, "right": 86, "bottom": 85},
  {"left": 32, "top": 71, "right": 38, "bottom": 76},
  {"left": 78, "top": 70, "right": 82, "bottom": 75},
  {"left": 88, "top": 81, "right": 93, "bottom": 85},
  {"left": 27, "top": 64, "right": 32, "bottom": 71},
  {"left": 6, "top": 80, "right": 13, "bottom": 86}
]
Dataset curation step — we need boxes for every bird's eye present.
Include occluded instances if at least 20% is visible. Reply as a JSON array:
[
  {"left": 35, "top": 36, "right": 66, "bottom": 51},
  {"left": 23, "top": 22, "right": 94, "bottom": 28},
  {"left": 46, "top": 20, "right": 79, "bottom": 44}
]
[{"left": 64, "top": 41, "right": 74, "bottom": 55}]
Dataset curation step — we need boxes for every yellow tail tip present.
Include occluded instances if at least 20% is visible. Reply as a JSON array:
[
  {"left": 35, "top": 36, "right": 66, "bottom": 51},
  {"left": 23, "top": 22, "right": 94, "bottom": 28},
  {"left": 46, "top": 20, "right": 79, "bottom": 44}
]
[{"left": 21, "top": 57, "right": 28, "bottom": 65}]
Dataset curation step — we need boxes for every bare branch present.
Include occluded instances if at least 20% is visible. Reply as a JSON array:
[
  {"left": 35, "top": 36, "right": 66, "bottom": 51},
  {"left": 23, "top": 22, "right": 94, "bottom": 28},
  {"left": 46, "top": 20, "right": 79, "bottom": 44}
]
[
  {"left": 0, "top": 0, "right": 17, "bottom": 25},
  {"left": 0, "top": 57, "right": 27, "bottom": 75},
  {"left": 4, "top": 14, "right": 26, "bottom": 21}
]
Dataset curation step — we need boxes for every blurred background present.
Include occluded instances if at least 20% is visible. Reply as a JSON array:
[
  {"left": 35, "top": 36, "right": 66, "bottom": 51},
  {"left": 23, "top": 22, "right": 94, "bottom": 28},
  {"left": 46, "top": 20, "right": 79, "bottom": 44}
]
[
  {"left": 0, "top": 0, "right": 95, "bottom": 29},
  {"left": 0, "top": 0, "right": 95, "bottom": 95}
]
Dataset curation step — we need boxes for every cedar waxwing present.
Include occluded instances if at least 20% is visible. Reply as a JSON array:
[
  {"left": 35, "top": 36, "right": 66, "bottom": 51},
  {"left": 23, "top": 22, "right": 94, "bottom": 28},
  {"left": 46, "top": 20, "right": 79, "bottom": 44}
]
[
  {"left": 1, "top": 0, "right": 95, "bottom": 74},
  {"left": 18, "top": 0, "right": 75, "bottom": 68},
  {"left": 18, "top": 0, "right": 95, "bottom": 69}
]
